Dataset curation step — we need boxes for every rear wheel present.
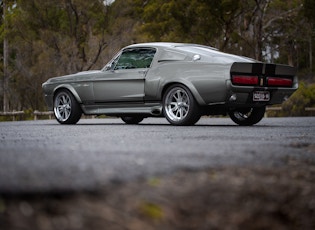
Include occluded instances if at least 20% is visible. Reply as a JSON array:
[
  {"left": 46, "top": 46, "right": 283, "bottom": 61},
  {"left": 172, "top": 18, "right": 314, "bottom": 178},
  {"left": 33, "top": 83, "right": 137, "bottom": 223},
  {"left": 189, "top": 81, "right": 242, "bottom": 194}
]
[
  {"left": 228, "top": 106, "right": 266, "bottom": 126},
  {"left": 163, "top": 84, "right": 201, "bottom": 126},
  {"left": 54, "top": 89, "right": 82, "bottom": 124},
  {"left": 121, "top": 116, "right": 144, "bottom": 124}
]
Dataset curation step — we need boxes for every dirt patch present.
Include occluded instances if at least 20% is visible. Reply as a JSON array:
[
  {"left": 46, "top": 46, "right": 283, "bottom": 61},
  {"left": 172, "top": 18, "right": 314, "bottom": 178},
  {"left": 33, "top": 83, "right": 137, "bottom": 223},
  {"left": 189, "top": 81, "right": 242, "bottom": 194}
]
[{"left": 1, "top": 160, "right": 315, "bottom": 230}]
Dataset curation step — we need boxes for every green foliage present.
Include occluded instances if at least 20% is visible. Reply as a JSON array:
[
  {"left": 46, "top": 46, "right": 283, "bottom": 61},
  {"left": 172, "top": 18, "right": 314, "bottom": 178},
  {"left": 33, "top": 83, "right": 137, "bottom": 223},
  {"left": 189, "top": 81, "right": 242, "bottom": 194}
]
[
  {"left": 282, "top": 82, "right": 315, "bottom": 116},
  {"left": 1, "top": 0, "right": 109, "bottom": 111},
  {"left": 304, "top": 0, "right": 315, "bottom": 23},
  {"left": 0, "top": 0, "right": 314, "bottom": 115},
  {"left": 133, "top": 0, "right": 241, "bottom": 47},
  {"left": 140, "top": 201, "right": 164, "bottom": 220}
]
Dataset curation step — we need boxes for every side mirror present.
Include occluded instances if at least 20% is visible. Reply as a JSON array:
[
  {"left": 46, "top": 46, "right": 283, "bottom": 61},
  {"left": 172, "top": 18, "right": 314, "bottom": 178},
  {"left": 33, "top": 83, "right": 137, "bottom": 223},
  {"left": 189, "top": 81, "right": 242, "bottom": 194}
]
[{"left": 104, "top": 62, "right": 114, "bottom": 71}]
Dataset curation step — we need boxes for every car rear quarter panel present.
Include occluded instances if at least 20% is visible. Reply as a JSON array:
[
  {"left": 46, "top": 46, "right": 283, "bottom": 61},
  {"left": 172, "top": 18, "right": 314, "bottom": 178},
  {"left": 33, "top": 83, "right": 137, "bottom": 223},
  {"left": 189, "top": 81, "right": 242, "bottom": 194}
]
[{"left": 145, "top": 61, "right": 232, "bottom": 105}]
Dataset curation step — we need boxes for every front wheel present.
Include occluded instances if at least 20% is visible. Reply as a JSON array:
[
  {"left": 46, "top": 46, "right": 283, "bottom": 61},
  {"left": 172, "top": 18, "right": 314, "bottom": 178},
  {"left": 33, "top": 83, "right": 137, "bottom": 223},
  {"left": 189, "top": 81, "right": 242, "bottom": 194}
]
[
  {"left": 54, "top": 89, "right": 82, "bottom": 124},
  {"left": 228, "top": 106, "right": 266, "bottom": 126},
  {"left": 163, "top": 84, "right": 201, "bottom": 126}
]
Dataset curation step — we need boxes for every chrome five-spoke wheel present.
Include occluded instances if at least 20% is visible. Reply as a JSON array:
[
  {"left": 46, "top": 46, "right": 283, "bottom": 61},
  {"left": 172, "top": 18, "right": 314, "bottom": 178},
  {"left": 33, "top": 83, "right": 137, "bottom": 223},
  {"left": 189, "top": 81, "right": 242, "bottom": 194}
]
[
  {"left": 54, "top": 89, "right": 82, "bottom": 124},
  {"left": 163, "top": 84, "right": 200, "bottom": 126}
]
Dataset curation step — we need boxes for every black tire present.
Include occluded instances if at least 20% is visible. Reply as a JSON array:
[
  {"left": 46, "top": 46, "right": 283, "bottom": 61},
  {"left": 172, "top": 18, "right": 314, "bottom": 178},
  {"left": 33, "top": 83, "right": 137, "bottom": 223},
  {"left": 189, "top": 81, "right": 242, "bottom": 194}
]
[
  {"left": 228, "top": 106, "right": 266, "bottom": 126},
  {"left": 53, "top": 89, "right": 82, "bottom": 124},
  {"left": 121, "top": 116, "right": 144, "bottom": 124},
  {"left": 163, "top": 84, "right": 201, "bottom": 126}
]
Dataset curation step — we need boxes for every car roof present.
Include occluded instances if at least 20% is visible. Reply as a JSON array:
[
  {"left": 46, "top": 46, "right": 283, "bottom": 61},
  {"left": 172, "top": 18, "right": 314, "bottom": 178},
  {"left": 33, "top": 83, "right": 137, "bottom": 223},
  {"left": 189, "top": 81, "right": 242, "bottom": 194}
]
[
  {"left": 125, "top": 42, "right": 255, "bottom": 63},
  {"left": 125, "top": 42, "right": 216, "bottom": 50}
]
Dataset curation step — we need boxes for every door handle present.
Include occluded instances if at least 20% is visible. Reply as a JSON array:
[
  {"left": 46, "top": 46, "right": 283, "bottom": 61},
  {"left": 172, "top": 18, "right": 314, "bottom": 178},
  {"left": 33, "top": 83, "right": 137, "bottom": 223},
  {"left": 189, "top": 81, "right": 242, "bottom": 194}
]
[{"left": 138, "top": 70, "right": 148, "bottom": 74}]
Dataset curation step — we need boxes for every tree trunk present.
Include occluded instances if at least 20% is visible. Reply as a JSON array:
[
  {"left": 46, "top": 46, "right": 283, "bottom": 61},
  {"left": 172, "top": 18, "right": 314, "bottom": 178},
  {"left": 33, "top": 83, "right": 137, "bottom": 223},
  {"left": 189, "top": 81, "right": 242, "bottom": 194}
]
[
  {"left": 310, "top": 35, "right": 313, "bottom": 75},
  {"left": 3, "top": 0, "right": 9, "bottom": 112}
]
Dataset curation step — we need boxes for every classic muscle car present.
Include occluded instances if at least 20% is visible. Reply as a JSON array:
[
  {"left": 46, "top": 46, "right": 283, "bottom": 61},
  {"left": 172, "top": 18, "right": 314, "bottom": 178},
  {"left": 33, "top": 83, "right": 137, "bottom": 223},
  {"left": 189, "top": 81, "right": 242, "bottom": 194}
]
[{"left": 42, "top": 42, "right": 298, "bottom": 126}]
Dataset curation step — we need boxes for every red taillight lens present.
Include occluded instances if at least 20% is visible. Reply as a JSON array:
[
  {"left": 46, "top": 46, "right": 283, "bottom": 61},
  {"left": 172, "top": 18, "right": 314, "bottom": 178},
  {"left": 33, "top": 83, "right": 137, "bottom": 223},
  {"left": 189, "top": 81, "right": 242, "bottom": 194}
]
[
  {"left": 267, "top": 77, "right": 292, "bottom": 87},
  {"left": 231, "top": 75, "right": 259, "bottom": 86}
]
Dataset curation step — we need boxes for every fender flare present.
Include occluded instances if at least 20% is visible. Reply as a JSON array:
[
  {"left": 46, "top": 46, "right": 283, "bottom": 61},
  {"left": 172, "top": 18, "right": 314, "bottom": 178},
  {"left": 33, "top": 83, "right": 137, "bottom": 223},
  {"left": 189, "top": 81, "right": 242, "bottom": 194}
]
[
  {"left": 160, "top": 79, "right": 206, "bottom": 106},
  {"left": 53, "top": 84, "right": 82, "bottom": 104}
]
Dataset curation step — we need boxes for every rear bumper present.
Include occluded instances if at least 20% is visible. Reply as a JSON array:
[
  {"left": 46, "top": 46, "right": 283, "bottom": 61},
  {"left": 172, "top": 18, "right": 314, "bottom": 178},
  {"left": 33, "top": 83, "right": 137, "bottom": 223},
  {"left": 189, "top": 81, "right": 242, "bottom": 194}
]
[
  {"left": 227, "top": 62, "right": 298, "bottom": 107},
  {"left": 226, "top": 83, "right": 298, "bottom": 107}
]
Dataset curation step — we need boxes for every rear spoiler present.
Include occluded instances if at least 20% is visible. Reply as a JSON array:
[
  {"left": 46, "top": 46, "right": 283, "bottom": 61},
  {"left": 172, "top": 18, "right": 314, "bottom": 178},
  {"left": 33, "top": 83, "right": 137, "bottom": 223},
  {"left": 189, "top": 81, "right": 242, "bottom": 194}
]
[{"left": 230, "top": 62, "right": 297, "bottom": 77}]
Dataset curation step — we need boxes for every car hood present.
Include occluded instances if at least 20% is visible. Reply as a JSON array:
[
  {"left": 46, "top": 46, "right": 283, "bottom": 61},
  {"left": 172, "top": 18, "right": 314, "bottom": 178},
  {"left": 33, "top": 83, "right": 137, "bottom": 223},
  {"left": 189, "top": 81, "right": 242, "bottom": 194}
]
[{"left": 44, "top": 70, "right": 102, "bottom": 84}]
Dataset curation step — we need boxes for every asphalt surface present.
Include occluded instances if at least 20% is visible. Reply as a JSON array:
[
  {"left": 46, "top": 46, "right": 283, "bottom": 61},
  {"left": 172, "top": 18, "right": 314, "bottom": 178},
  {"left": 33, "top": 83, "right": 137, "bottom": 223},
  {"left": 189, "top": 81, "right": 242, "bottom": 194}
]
[{"left": 0, "top": 117, "right": 314, "bottom": 194}]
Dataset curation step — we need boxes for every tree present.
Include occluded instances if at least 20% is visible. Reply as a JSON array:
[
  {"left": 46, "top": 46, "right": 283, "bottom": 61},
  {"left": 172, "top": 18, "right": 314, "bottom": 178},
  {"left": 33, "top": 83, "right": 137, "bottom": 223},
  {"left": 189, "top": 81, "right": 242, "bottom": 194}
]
[
  {"left": 133, "top": 0, "right": 242, "bottom": 49},
  {"left": 1, "top": 0, "right": 16, "bottom": 112},
  {"left": 0, "top": 0, "right": 313, "bottom": 114},
  {"left": 303, "top": 0, "right": 315, "bottom": 76},
  {"left": 1, "top": 0, "right": 110, "bottom": 110}
]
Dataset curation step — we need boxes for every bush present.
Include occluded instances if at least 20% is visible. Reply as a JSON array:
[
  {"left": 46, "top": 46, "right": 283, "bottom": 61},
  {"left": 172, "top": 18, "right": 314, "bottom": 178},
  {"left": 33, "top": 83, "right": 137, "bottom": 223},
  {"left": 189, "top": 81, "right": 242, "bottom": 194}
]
[{"left": 281, "top": 82, "right": 315, "bottom": 116}]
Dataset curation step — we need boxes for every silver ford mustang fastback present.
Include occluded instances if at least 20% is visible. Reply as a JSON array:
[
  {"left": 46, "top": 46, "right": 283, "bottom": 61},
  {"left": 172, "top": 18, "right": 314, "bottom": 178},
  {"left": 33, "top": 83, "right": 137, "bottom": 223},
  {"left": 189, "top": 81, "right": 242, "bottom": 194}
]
[{"left": 42, "top": 42, "right": 298, "bottom": 126}]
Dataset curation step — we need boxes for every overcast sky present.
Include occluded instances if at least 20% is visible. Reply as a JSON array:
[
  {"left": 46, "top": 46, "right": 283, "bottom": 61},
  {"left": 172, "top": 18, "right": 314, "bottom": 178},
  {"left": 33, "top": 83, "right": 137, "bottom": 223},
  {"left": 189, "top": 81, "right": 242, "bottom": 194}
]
[{"left": 104, "top": 0, "right": 115, "bottom": 5}]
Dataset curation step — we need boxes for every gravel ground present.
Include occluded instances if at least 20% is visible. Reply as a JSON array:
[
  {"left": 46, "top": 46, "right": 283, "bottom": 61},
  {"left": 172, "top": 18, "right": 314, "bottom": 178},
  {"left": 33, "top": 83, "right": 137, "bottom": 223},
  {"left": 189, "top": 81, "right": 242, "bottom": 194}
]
[
  {"left": 1, "top": 156, "right": 315, "bottom": 230},
  {"left": 1, "top": 117, "right": 314, "bottom": 229}
]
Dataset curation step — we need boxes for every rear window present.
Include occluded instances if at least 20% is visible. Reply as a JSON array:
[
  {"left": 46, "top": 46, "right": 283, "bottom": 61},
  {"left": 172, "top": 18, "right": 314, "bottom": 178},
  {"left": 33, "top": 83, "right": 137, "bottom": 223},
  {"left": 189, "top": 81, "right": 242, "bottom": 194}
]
[
  {"left": 176, "top": 45, "right": 252, "bottom": 63},
  {"left": 158, "top": 50, "right": 187, "bottom": 62}
]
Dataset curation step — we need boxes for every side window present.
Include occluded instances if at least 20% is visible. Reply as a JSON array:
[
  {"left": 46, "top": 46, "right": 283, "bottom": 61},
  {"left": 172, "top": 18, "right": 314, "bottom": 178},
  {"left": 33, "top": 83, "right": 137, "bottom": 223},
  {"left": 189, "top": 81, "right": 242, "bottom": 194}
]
[{"left": 114, "top": 48, "right": 156, "bottom": 70}]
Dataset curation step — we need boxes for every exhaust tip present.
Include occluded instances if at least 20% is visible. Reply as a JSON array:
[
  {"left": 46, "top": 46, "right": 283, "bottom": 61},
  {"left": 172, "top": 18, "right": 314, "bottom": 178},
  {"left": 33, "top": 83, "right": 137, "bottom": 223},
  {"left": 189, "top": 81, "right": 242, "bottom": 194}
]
[{"left": 151, "top": 107, "right": 162, "bottom": 116}]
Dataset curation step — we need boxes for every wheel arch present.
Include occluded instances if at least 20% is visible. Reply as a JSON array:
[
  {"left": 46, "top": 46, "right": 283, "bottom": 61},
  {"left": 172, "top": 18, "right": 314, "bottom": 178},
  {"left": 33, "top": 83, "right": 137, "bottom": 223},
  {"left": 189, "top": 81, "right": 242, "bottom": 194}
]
[
  {"left": 53, "top": 84, "right": 82, "bottom": 104},
  {"left": 160, "top": 80, "right": 206, "bottom": 106}
]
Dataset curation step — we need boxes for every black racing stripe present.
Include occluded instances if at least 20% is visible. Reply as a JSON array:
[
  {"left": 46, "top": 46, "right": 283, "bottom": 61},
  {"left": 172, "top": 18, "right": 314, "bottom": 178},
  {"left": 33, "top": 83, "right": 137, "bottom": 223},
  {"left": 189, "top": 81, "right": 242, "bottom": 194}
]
[
  {"left": 265, "top": 64, "right": 276, "bottom": 76},
  {"left": 252, "top": 63, "right": 263, "bottom": 74}
]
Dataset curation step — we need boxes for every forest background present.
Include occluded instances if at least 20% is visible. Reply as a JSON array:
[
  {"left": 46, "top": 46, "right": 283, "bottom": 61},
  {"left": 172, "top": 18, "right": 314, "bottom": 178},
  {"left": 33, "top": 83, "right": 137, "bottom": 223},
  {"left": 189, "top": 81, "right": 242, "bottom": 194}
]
[{"left": 0, "top": 0, "right": 314, "bottom": 117}]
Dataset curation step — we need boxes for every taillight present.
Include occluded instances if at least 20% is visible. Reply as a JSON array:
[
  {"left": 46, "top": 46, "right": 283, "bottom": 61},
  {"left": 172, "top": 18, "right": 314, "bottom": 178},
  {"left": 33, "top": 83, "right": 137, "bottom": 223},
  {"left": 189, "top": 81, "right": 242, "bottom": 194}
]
[
  {"left": 267, "top": 77, "right": 292, "bottom": 87},
  {"left": 231, "top": 75, "right": 259, "bottom": 86}
]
